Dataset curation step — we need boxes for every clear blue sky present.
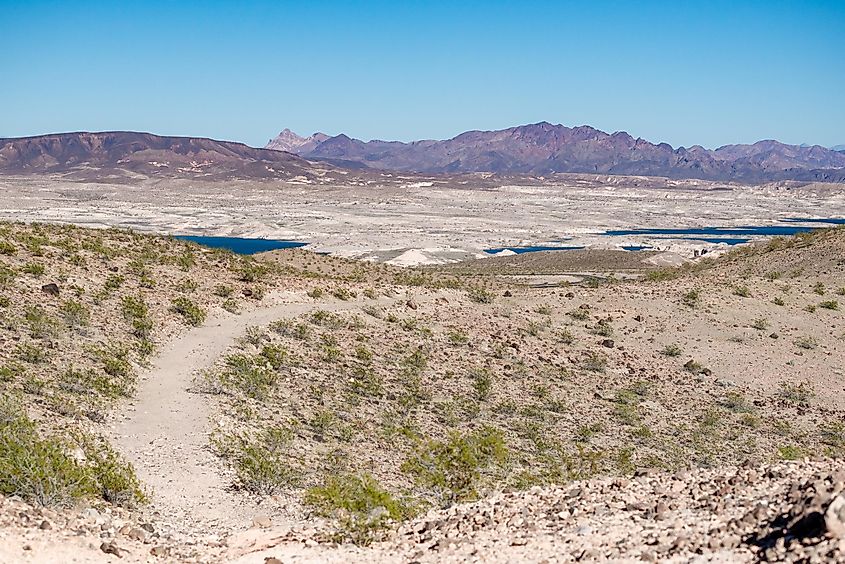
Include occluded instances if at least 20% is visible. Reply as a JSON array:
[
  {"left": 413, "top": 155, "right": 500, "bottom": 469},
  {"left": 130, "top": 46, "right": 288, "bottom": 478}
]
[{"left": 2, "top": 0, "right": 843, "bottom": 149}]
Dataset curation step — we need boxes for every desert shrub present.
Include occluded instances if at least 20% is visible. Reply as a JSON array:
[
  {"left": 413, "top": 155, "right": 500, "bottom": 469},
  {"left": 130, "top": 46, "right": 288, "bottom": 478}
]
[
  {"left": 259, "top": 344, "right": 288, "bottom": 370},
  {"left": 773, "top": 296, "right": 785, "bottom": 306},
  {"left": 0, "top": 405, "right": 92, "bottom": 506},
  {"left": 0, "top": 400, "right": 140, "bottom": 507},
  {"left": 81, "top": 438, "right": 146, "bottom": 507},
  {"left": 331, "top": 287, "right": 355, "bottom": 301},
  {"left": 15, "top": 343, "right": 47, "bottom": 364},
  {"left": 305, "top": 473, "right": 414, "bottom": 545},
  {"left": 819, "top": 300, "right": 839, "bottom": 310},
  {"left": 307, "top": 287, "right": 324, "bottom": 299},
  {"left": 0, "top": 240, "right": 15, "bottom": 255},
  {"left": 646, "top": 269, "right": 677, "bottom": 281},
  {"left": 24, "top": 306, "right": 60, "bottom": 339},
  {"left": 471, "top": 368, "right": 493, "bottom": 401},
  {"left": 581, "top": 352, "right": 607, "bottom": 373},
  {"left": 567, "top": 307, "right": 590, "bottom": 321},
  {"left": 447, "top": 329, "right": 469, "bottom": 345},
  {"left": 750, "top": 318, "right": 770, "bottom": 331},
  {"left": 214, "top": 284, "right": 233, "bottom": 298},
  {"left": 220, "top": 354, "right": 278, "bottom": 400},
  {"left": 778, "top": 445, "right": 803, "bottom": 460},
  {"left": 682, "top": 289, "right": 700, "bottom": 307},
  {"left": 22, "top": 263, "right": 45, "bottom": 276},
  {"left": 778, "top": 380, "right": 815, "bottom": 406},
  {"left": 239, "top": 261, "right": 268, "bottom": 283},
  {"left": 813, "top": 282, "right": 826, "bottom": 295},
  {"left": 593, "top": 319, "right": 613, "bottom": 337},
  {"left": 466, "top": 286, "right": 495, "bottom": 304},
  {"left": 402, "top": 426, "right": 508, "bottom": 502},
  {"left": 171, "top": 297, "right": 206, "bottom": 326},
  {"left": 104, "top": 274, "right": 124, "bottom": 291},
  {"left": 223, "top": 427, "right": 298, "bottom": 495},
  {"left": 222, "top": 298, "right": 240, "bottom": 313},
  {"left": 59, "top": 300, "right": 89, "bottom": 329},
  {"left": 121, "top": 295, "right": 152, "bottom": 337},
  {"left": 793, "top": 336, "right": 818, "bottom": 350},
  {"left": 176, "top": 251, "right": 196, "bottom": 271},
  {"left": 660, "top": 343, "right": 682, "bottom": 357},
  {"left": 733, "top": 286, "right": 751, "bottom": 298}
]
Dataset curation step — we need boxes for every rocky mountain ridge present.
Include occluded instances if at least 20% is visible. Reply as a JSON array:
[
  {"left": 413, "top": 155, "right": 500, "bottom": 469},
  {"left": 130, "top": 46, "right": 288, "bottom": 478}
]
[{"left": 267, "top": 122, "right": 845, "bottom": 182}]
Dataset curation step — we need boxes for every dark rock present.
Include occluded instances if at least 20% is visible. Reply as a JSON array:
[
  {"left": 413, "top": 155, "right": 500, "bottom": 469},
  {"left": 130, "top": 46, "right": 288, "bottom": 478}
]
[{"left": 41, "top": 283, "right": 60, "bottom": 297}]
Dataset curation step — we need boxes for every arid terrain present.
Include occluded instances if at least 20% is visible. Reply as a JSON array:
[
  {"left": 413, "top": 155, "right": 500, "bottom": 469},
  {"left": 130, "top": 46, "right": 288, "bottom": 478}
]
[
  {"left": 1, "top": 216, "right": 844, "bottom": 562},
  {"left": 1, "top": 173, "right": 844, "bottom": 267}
]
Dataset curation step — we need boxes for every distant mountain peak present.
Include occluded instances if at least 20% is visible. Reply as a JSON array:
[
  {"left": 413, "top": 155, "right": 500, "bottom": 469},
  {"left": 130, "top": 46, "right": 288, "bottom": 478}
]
[{"left": 266, "top": 129, "right": 329, "bottom": 154}]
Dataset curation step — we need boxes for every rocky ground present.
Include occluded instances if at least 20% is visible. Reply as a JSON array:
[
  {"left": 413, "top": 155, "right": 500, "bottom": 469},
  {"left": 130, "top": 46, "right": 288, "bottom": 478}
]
[{"left": 1, "top": 221, "right": 844, "bottom": 562}]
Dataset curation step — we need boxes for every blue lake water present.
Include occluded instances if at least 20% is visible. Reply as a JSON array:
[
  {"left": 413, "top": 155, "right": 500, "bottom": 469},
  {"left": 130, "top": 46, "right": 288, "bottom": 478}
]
[{"left": 175, "top": 235, "right": 306, "bottom": 255}]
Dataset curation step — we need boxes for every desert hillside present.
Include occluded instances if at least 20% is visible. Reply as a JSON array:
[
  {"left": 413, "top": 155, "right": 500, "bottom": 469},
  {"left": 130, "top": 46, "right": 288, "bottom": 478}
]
[{"left": 0, "top": 222, "right": 843, "bottom": 562}]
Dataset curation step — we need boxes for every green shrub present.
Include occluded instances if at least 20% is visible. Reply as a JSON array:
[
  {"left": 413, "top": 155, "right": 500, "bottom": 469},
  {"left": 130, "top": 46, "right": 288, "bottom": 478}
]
[
  {"left": 226, "top": 427, "right": 298, "bottom": 495},
  {"left": 819, "top": 300, "right": 839, "bottom": 311},
  {"left": 471, "top": 368, "right": 493, "bottom": 401},
  {"left": 22, "top": 263, "right": 45, "bottom": 276},
  {"left": 220, "top": 354, "right": 278, "bottom": 400},
  {"left": 0, "top": 241, "right": 16, "bottom": 255},
  {"left": 305, "top": 473, "right": 414, "bottom": 545},
  {"left": 59, "top": 300, "right": 89, "bottom": 329},
  {"left": 778, "top": 380, "right": 814, "bottom": 406},
  {"left": 773, "top": 296, "right": 785, "bottom": 306},
  {"left": 750, "top": 318, "right": 770, "bottom": 331},
  {"left": 24, "top": 306, "right": 60, "bottom": 339},
  {"left": 682, "top": 289, "right": 700, "bottom": 307},
  {"left": 646, "top": 269, "right": 677, "bottom": 281},
  {"left": 0, "top": 406, "right": 93, "bottom": 506},
  {"left": 239, "top": 261, "right": 268, "bottom": 283},
  {"left": 307, "top": 287, "right": 324, "bottom": 299},
  {"left": 214, "top": 284, "right": 234, "bottom": 298},
  {"left": 813, "top": 282, "right": 826, "bottom": 295},
  {"left": 660, "top": 343, "right": 682, "bottom": 357},
  {"left": 467, "top": 286, "right": 495, "bottom": 304},
  {"left": 104, "top": 274, "right": 124, "bottom": 291},
  {"left": 171, "top": 297, "right": 206, "bottom": 326},
  {"left": 402, "top": 426, "right": 508, "bottom": 502},
  {"left": 733, "top": 286, "right": 751, "bottom": 298}
]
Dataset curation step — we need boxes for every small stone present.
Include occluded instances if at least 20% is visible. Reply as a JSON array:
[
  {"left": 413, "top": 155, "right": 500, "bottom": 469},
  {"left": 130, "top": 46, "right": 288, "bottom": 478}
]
[
  {"left": 41, "top": 283, "right": 60, "bottom": 297},
  {"left": 100, "top": 542, "right": 122, "bottom": 557},
  {"left": 264, "top": 558, "right": 283, "bottom": 564},
  {"left": 127, "top": 527, "right": 147, "bottom": 542},
  {"left": 150, "top": 545, "right": 168, "bottom": 557},
  {"left": 601, "top": 339, "right": 615, "bottom": 348},
  {"left": 39, "top": 520, "right": 52, "bottom": 530},
  {"left": 252, "top": 514, "right": 272, "bottom": 529},
  {"left": 826, "top": 495, "right": 845, "bottom": 538},
  {"left": 503, "top": 290, "right": 513, "bottom": 297}
]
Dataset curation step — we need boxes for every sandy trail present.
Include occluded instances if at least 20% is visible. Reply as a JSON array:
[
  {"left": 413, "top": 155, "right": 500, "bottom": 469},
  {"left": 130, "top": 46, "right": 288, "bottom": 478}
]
[{"left": 110, "top": 292, "right": 394, "bottom": 534}]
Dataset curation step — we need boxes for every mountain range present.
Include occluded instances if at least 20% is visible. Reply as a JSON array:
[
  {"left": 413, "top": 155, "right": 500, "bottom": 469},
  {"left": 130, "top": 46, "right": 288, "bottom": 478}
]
[
  {"left": 0, "top": 131, "right": 325, "bottom": 181},
  {"left": 267, "top": 122, "right": 845, "bottom": 182},
  {"left": 1, "top": 126, "right": 843, "bottom": 184}
]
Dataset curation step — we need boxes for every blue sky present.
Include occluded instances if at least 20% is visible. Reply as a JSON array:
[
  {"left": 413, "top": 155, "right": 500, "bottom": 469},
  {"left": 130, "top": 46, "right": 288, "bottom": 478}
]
[{"left": 1, "top": 0, "right": 843, "bottom": 149}]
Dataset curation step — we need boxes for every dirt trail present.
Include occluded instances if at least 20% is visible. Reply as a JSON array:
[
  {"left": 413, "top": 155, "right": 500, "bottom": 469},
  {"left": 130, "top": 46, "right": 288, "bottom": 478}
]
[{"left": 110, "top": 292, "right": 394, "bottom": 534}]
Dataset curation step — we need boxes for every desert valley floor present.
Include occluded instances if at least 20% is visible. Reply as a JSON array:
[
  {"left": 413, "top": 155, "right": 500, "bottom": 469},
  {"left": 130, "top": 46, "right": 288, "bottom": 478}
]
[{"left": 1, "top": 174, "right": 843, "bottom": 264}]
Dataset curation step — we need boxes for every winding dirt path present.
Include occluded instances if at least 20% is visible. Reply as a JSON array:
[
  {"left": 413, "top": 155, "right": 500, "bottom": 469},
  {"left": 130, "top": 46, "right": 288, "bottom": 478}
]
[{"left": 109, "top": 292, "right": 393, "bottom": 534}]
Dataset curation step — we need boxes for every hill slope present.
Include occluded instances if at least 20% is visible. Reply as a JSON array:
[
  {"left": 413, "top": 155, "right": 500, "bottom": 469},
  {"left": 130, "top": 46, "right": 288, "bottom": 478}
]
[{"left": 0, "top": 131, "right": 331, "bottom": 181}]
